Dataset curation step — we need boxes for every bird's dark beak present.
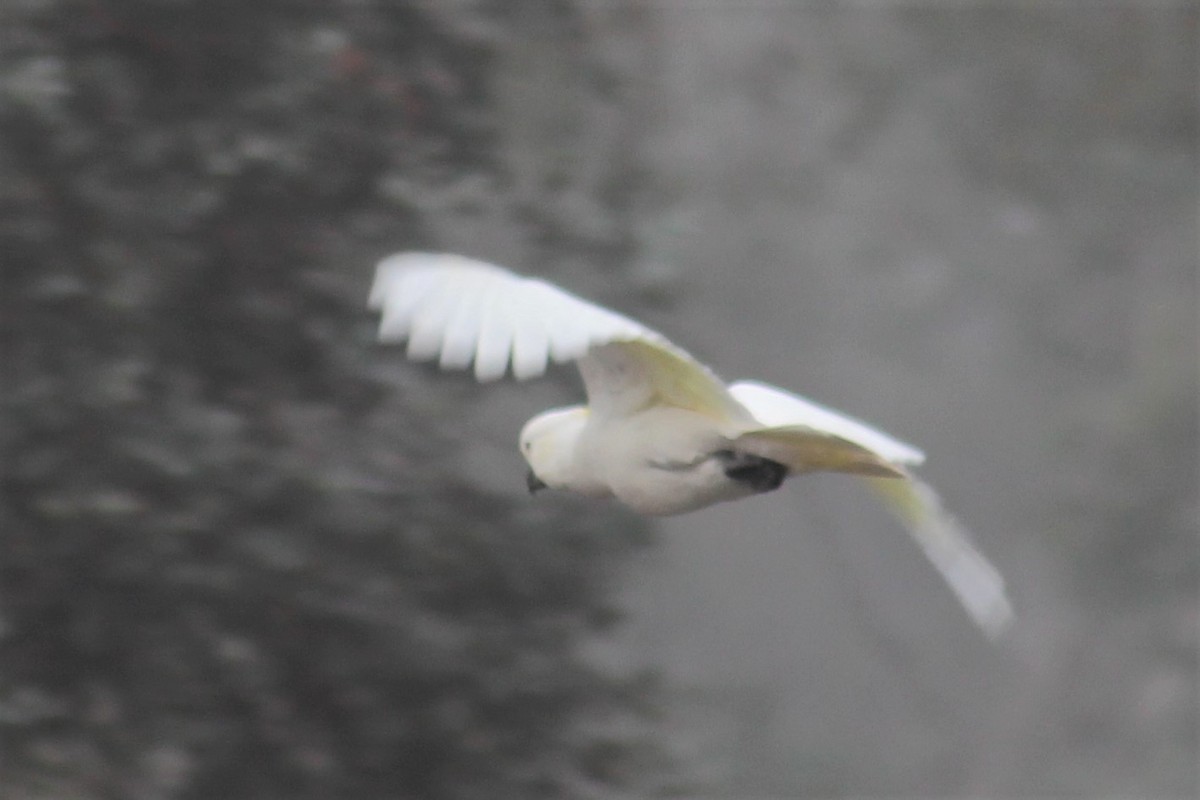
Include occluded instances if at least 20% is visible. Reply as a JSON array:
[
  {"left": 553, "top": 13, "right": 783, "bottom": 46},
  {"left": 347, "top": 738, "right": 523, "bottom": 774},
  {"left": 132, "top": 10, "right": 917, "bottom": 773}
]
[{"left": 526, "top": 469, "right": 548, "bottom": 494}]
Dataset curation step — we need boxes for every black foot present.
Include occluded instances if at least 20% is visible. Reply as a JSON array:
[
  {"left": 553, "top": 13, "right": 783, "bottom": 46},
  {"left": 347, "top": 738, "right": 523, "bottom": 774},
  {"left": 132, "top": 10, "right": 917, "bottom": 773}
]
[{"left": 715, "top": 450, "right": 788, "bottom": 493}]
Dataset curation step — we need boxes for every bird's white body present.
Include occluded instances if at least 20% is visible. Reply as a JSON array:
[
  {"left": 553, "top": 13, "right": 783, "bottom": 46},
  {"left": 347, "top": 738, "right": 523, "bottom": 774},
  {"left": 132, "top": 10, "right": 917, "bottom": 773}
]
[
  {"left": 570, "top": 404, "right": 755, "bottom": 515},
  {"left": 369, "top": 252, "right": 1014, "bottom": 639}
]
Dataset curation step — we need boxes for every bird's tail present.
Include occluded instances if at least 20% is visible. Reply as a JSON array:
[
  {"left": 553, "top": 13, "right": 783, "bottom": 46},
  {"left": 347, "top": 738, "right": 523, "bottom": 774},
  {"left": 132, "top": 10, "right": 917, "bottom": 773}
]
[{"left": 865, "top": 472, "right": 1014, "bottom": 641}]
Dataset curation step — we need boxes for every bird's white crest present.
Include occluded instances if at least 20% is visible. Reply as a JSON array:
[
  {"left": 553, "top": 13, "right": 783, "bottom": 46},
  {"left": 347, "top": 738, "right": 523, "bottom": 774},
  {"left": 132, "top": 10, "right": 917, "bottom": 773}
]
[{"left": 369, "top": 251, "right": 1013, "bottom": 639}]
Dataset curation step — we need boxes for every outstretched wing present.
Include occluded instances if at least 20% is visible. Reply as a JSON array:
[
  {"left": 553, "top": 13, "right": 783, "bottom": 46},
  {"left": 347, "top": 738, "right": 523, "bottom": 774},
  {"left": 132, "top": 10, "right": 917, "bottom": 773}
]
[
  {"left": 371, "top": 252, "right": 644, "bottom": 381},
  {"left": 369, "top": 252, "right": 751, "bottom": 422},
  {"left": 868, "top": 475, "right": 1014, "bottom": 640},
  {"left": 728, "top": 380, "right": 925, "bottom": 466},
  {"left": 730, "top": 379, "right": 1012, "bottom": 638},
  {"left": 730, "top": 426, "right": 907, "bottom": 479}
]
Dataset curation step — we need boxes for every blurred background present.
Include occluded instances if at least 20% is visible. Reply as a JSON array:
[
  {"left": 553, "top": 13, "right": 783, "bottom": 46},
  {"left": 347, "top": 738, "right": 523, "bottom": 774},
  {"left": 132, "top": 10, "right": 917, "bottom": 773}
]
[{"left": 2, "top": 2, "right": 1195, "bottom": 798}]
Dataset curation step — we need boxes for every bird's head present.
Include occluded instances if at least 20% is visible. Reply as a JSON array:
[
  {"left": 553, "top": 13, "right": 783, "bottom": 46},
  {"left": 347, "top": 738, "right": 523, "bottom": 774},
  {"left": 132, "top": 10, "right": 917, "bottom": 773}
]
[{"left": 519, "top": 406, "right": 589, "bottom": 494}]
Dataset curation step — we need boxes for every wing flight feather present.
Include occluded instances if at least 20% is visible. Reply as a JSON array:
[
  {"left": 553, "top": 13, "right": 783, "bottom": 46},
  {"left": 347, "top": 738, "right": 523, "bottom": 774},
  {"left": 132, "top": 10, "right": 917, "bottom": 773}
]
[
  {"left": 370, "top": 253, "right": 747, "bottom": 422},
  {"left": 868, "top": 475, "right": 1014, "bottom": 640},
  {"left": 731, "top": 426, "right": 906, "bottom": 478},
  {"left": 580, "top": 340, "right": 755, "bottom": 422},
  {"left": 727, "top": 380, "right": 1011, "bottom": 637},
  {"left": 511, "top": 301, "right": 552, "bottom": 380},
  {"left": 405, "top": 280, "right": 462, "bottom": 361},
  {"left": 472, "top": 289, "right": 513, "bottom": 382},
  {"left": 437, "top": 287, "right": 484, "bottom": 370},
  {"left": 730, "top": 380, "right": 925, "bottom": 466},
  {"left": 372, "top": 252, "right": 654, "bottom": 382}
]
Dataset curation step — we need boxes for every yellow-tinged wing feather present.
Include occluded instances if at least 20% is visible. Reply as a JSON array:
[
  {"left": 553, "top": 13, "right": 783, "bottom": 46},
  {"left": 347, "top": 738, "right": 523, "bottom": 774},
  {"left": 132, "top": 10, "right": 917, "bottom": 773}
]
[
  {"left": 729, "top": 380, "right": 925, "bottom": 466},
  {"left": 579, "top": 339, "right": 754, "bottom": 423},
  {"left": 732, "top": 426, "right": 906, "bottom": 478},
  {"left": 867, "top": 473, "right": 1014, "bottom": 640},
  {"left": 727, "top": 378, "right": 1012, "bottom": 638}
]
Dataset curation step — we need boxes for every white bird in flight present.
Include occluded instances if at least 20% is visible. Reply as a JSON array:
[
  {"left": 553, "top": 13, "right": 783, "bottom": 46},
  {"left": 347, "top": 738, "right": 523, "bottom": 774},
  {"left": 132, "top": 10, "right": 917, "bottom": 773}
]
[{"left": 369, "top": 252, "right": 1013, "bottom": 639}]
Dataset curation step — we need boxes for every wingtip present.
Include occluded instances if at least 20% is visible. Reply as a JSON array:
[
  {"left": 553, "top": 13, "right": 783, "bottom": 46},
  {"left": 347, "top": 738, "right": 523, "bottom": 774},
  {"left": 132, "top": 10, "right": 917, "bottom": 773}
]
[
  {"left": 368, "top": 251, "right": 426, "bottom": 309},
  {"left": 867, "top": 474, "right": 1015, "bottom": 642},
  {"left": 979, "top": 597, "right": 1017, "bottom": 643}
]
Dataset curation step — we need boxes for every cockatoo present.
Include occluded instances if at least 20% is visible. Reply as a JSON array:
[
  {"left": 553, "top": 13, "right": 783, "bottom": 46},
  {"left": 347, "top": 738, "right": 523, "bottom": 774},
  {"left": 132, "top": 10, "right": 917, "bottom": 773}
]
[{"left": 369, "top": 252, "right": 1013, "bottom": 639}]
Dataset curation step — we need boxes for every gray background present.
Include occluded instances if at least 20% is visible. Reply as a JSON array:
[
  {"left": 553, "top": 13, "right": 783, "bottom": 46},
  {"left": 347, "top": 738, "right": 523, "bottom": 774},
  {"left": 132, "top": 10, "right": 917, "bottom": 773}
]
[{"left": 3, "top": 1, "right": 1194, "bottom": 798}]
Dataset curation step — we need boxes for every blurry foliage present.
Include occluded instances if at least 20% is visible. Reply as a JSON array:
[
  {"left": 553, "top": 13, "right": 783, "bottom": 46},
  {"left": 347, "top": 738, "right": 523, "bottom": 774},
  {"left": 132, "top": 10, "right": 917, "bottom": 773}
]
[{"left": 1, "top": 1, "right": 667, "bottom": 798}]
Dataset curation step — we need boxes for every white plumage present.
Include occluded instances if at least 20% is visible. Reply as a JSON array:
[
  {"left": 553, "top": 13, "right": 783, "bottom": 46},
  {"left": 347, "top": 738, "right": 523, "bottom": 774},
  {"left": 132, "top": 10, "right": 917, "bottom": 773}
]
[{"left": 369, "top": 252, "right": 1013, "bottom": 639}]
